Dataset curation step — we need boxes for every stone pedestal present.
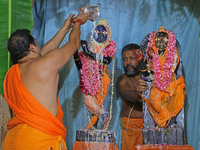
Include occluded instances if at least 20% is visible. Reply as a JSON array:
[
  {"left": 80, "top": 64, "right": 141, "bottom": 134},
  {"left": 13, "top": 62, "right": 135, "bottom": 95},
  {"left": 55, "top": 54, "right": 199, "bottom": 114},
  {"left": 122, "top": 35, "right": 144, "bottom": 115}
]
[
  {"left": 73, "top": 130, "right": 119, "bottom": 150},
  {"left": 76, "top": 130, "right": 116, "bottom": 143},
  {"left": 143, "top": 127, "right": 185, "bottom": 145}
]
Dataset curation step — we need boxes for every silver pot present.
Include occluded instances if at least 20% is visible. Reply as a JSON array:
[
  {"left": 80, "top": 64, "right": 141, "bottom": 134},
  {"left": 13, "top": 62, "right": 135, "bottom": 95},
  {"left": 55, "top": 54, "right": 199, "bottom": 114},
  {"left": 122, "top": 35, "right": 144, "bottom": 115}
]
[{"left": 79, "top": 3, "right": 101, "bottom": 21}]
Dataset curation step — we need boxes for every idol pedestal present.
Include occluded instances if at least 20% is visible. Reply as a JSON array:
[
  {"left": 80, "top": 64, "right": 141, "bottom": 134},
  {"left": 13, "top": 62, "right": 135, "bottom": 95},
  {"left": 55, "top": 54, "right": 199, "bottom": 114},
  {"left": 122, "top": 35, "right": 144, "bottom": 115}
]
[
  {"left": 73, "top": 130, "right": 119, "bottom": 150},
  {"left": 140, "top": 84, "right": 193, "bottom": 149},
  {"left": 143, "top": 127, "right": 185, "bottom": 145}
]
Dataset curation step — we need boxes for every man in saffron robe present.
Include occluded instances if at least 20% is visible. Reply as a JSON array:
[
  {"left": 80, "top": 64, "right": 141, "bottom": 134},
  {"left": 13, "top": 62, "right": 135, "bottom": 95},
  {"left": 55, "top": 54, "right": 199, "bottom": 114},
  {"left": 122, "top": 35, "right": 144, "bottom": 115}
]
[
  {"left": 116, "top": 44, "right": 149, "bottom": 150},
  {"left": 3, "top": 12, "right": 91, "bottom": 150}
]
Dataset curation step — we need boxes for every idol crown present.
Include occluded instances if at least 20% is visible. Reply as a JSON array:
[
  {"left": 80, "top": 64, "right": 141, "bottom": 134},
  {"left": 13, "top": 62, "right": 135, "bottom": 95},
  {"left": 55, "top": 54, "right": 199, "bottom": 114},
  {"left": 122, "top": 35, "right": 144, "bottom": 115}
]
[
  {"left": 158, "top": 26, "right": 166, "bottom": 32},
  {"left": 97, "top": 19, "right": 109, "bottom": 26}
]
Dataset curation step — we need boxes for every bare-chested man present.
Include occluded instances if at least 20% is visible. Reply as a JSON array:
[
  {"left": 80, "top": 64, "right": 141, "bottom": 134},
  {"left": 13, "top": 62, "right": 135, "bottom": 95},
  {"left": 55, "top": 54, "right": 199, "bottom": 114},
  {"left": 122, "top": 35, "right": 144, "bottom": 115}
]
[
  {"left": 116, "top": 44, "right": 148, "bottom": 150},
  {"left": 3, "top": 12, "right": 91, "bottom": 150}
]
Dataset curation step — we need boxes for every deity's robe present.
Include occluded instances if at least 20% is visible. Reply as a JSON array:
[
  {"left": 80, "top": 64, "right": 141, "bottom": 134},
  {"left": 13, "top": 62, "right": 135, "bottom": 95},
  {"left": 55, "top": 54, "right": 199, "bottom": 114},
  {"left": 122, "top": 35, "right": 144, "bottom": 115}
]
[{"left": 142, "top": 47, "right": 186, "bottom": 127}]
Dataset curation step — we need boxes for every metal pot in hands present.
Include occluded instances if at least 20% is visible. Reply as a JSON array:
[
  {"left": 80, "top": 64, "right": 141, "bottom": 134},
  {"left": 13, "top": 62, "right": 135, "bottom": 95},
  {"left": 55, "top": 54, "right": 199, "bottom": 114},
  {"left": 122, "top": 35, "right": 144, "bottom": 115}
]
[{"left": 79, "top": 3, "right": 101, "bottom": 21}]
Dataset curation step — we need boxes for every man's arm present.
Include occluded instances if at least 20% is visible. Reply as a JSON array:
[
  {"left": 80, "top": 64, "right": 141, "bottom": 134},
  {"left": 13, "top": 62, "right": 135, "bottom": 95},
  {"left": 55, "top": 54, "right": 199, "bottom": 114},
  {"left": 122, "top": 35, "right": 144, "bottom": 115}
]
[
  {"left": 116, "top": 75, "right": 141, "bottom": 103},
  {"left": 41, "top": 14, "right": 75, "bottom": 56},
  {"left": 36, "top": 12, "right": 91, "bottom": 74}
]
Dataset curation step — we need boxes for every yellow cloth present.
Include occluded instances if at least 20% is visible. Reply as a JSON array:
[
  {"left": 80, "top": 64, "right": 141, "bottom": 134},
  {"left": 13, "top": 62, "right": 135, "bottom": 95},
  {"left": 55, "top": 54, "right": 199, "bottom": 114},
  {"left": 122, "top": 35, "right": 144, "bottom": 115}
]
[
  {"left": 3, "top": 64, "right": 67, "bottom": 149},
  {"left": 121, "top": 117, "right": 143, "bottom": 150}
]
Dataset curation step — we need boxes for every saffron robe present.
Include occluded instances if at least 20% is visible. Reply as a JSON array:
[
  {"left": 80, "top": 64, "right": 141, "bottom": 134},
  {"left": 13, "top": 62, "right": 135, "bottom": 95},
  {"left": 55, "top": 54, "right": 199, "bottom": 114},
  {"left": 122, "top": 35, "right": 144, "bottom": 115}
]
[
  {"left": 121, "top": 117, "right": 143, "bottom": 150},
  {"left": 3, "top": 64, "right": 67, "bottom": 150}
]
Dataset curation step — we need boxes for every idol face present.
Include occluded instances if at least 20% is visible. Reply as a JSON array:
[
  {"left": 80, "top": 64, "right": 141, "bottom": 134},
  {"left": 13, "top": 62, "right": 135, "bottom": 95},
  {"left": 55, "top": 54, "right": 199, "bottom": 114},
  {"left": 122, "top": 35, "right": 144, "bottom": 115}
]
[
  {"left": 123, "top": 50, "right": 140, "bottom": 77},
  {"left": 93, "top": 25, "right": 108, "bottom": 43},
  {"left": 155, "top": 32, "right": 169, "bottom": 50}
]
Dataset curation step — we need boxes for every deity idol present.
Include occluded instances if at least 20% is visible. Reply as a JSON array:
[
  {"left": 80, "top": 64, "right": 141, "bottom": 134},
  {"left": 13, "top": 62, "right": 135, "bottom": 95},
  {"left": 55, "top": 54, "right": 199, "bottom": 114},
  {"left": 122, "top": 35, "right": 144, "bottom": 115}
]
[
  {"left": 140, "top": 26, "right": 186, "bottom": 128},
  {"left": 74, "top": 19, "right": 117, "bottom": 130}
]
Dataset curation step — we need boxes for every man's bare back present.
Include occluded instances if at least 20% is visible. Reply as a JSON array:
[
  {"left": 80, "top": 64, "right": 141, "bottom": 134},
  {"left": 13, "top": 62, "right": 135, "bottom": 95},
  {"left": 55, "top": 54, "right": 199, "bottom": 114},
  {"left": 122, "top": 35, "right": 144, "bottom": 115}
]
[
  {"left": 11, "top": 12, "right": 92, "bottom": 117},
  {"left": 19, "top": 59, "right": 59, "bottom": 116}
]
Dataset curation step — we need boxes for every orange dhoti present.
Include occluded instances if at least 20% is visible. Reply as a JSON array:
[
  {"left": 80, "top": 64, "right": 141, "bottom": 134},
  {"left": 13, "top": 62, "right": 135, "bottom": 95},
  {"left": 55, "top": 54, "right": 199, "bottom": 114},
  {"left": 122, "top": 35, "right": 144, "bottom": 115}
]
[
  {"left": 143, "top": 76, "right": 186, "bottom": 127},
  {"left": 121, "top": 117, "right": 143, "bottom": 150},
  {"left": 3, "top": 64, "right": 67, "bottom": 150}
]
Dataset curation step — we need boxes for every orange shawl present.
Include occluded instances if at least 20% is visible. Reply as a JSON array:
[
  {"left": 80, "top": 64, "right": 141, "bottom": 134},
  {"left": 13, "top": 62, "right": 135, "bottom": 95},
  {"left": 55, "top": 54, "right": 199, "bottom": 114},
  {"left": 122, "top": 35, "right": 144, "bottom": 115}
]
[
  {"left": 3, "top": 64, "right": 66, "bottom": 149},
  {"left": 142, "top": 76, "right": 186, "bottom": 127}
]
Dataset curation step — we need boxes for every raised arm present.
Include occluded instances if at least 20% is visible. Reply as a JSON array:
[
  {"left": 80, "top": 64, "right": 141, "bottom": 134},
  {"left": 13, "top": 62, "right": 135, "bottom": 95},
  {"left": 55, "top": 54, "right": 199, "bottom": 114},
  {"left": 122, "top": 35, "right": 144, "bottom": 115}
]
[
  {"left": 37, "top": 12, "right": 92, "bottom": 74},
  {"left": 41, "top": 14, "right": 75, "bottom": 56}
]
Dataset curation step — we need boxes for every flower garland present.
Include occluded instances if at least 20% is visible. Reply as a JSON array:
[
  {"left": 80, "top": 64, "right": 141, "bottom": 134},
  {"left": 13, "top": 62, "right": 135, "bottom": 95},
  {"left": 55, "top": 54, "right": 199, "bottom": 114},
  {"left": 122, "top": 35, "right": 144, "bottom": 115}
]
[
  {"left": 79, "top": 53, "right": 99, "bottom": 95},
  {"left": 147, "top": 30, "right": 176, "bottom": 90},
  {"left": 79, "top": 40, "right": 117, "bottom": 95},
  {"left": 88, "top": 57, "right": 116, "bottom": 131},
  {"left": 102, "top": 40, "right": 117, "bottom": 57}
]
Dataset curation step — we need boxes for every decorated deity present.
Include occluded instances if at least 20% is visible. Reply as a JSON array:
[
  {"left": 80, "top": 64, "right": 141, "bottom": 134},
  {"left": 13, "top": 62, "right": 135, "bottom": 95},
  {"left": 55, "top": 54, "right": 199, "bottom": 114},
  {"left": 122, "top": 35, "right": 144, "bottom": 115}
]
[
  {"left": 140, "top": 26, "right": 186, "bottom": 128},
  {"left": 73, "top": 19, "right": 117, "bottom": 130}
]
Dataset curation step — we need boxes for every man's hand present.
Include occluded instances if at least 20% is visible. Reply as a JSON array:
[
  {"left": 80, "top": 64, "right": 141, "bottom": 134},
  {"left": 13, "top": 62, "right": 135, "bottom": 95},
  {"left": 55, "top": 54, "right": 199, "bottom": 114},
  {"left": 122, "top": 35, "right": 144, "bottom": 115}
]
[
  {"left": 63, "top": 13, "right": 75, "bottom": 32},
  {"left": 136, "top": 79, "right": 149, "bottom": 93},
  {"left": 73, "top": 8, "right": 93, "bottom": 25}
]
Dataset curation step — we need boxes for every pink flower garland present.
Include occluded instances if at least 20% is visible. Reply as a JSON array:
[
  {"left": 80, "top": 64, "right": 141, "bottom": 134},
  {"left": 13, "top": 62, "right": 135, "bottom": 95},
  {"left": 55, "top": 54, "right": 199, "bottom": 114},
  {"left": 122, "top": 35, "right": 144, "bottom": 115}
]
[
  {"left": 79, "top": 40, "right": 117, "bottom": 95},
  {"left": 79, "top": 53, "right": 100, "bottom": 95},
  {"left": 147, "top": 30, "right": 176, "bottom": 90},
  {"left": 102, "top": 41, "right": 117, "bottom": 57}
]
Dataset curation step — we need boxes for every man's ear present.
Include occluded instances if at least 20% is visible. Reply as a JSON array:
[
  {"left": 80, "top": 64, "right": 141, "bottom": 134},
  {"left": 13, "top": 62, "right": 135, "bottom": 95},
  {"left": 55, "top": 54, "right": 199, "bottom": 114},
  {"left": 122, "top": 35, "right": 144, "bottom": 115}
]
[{"left": 29, "top": 44, "right": 37, "bottom": 53}]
